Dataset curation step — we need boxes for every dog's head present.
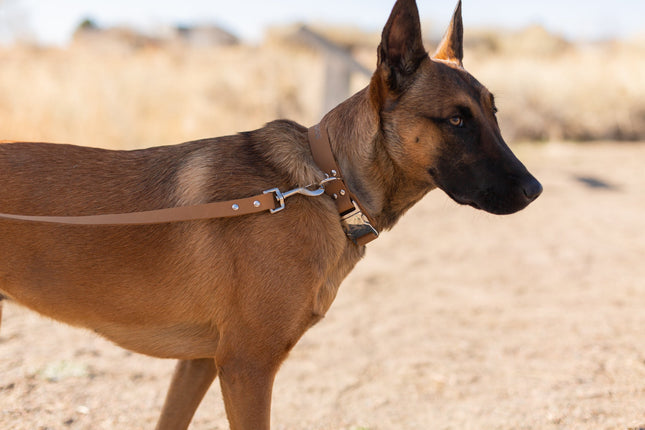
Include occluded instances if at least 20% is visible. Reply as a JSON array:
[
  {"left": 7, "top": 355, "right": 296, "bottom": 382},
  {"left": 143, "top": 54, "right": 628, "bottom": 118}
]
[{"left": 370, "top": 0, "right": 542, "bottom": 215}]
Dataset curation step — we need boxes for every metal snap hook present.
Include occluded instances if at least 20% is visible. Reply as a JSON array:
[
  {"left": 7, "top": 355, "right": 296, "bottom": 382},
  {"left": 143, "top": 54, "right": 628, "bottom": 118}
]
[{"left": 282, "top": 185, "right": 325, "bottom": 199}]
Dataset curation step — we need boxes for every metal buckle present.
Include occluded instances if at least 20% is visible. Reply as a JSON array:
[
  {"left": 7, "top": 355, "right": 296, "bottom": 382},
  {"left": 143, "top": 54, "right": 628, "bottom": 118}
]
[{"left": 340, "top": 200, "right": 379, "bottom": 245}]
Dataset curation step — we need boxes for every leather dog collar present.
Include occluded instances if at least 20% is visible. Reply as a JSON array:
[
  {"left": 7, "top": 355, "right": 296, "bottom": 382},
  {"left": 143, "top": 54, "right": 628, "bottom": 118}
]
[{"left": 308, "top": 123, "right": 379, "bottom": 246}]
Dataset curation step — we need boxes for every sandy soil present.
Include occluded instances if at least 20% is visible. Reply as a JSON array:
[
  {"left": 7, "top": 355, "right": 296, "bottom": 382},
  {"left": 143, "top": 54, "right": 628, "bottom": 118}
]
[{"left": 1, "top": 142, "right": 644, "bottom": 430}]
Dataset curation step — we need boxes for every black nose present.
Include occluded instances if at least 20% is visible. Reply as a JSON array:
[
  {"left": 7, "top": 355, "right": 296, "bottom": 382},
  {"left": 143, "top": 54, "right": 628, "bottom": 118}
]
[{"left": 522, "top": 176, "right": 543, "bottom": 201}]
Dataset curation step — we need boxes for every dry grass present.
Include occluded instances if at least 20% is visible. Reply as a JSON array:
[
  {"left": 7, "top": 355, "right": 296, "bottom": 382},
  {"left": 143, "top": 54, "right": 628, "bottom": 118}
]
[
  {"left": 0, "top": 42, "right": 323, "bottom": 149},
  {"left": 465, "top": 28, "right": 645, "bottom": 142},
  {"left": 1, "top": 26, "right": 644, "bottom": 148}
]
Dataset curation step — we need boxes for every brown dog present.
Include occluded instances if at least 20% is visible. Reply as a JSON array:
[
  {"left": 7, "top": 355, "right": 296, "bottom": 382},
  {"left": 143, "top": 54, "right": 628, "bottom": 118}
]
[{"left": 0, "top": 1, "right": 541, "bottom": 429}]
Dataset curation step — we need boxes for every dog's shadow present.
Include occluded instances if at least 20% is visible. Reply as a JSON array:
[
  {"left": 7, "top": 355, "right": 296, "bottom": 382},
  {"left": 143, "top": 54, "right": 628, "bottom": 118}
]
[{"left": 573, "top": 175, "right": 620, "bottom": 191}]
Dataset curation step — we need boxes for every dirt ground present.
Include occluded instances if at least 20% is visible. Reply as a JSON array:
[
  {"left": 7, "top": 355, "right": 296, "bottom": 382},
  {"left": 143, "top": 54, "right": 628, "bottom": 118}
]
[{"left": 1, "top": 141, "right": 644, "bottom": 430}]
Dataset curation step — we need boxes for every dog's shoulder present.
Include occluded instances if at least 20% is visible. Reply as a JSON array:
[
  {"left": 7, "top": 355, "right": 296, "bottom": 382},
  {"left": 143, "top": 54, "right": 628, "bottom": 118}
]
[
  {"left": 244, "top": 119, "right": 323, "bottom": 187},
  {"left": 173, "top": 120, "right": 323, "bottom": 206}
]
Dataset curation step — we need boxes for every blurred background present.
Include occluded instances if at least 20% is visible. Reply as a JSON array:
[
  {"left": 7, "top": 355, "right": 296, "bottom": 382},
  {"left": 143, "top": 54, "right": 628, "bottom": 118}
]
[
  {"left": 1, "top": 1, "right": 645, "bottom": 430},
  {"left": 1, "top": 0, "right": 644, "bottom": 148}
]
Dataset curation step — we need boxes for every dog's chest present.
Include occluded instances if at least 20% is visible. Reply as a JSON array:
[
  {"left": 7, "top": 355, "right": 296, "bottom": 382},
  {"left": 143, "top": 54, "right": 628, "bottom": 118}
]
[{"left": 312, "top": 245, "right": 365, "bottom": 318}]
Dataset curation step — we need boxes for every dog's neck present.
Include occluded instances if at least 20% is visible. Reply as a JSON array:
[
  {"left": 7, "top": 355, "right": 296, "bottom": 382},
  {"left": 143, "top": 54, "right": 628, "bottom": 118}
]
[{"left": 321, "top": 87, "right": 431, "bottom": 233}]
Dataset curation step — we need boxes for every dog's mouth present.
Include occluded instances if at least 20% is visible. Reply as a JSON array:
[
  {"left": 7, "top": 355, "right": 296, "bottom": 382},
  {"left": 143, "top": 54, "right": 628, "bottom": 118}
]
[
  {"left": 444, "top": 187, "right": 539, "bottom": 215},
  {"left": 462, "top": 199, "right": 481, "bottom": 211},
  {"left": 442, "top": 188, "right": 481, "bottom": 210}
]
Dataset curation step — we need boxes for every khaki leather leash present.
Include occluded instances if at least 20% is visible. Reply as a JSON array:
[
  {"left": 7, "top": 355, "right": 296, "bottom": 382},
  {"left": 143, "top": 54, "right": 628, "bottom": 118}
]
[
  {"left": 0, "top": 124, "right": 379, "bottom": 245},
  {"left": 0, "top": 192, "right": 279, "bottom": 225}
]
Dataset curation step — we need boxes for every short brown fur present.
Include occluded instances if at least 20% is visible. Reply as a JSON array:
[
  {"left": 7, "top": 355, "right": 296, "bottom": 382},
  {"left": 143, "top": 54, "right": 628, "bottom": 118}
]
[{"left": 0, "top": 1, "right": 541, "bottom": 429}]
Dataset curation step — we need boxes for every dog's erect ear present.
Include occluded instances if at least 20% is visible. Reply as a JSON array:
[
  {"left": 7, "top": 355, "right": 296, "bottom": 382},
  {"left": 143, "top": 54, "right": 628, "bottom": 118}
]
[
  {"left": 376, "top": 0, "right": 427, "bottom": 94},
  {"left": 432, "top": 1, "right": 463, "bottom": 66}
]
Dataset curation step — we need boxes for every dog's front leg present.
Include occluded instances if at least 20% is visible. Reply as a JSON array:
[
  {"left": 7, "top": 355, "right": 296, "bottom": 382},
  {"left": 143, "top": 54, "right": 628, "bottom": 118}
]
[
  {"left": 216, "top": 336, "right": 284, "bottom": 430},
  {"left": 218, "top": 358, "right": 278, "bottom": 430},
  {"left": 155, "top": 358, "right": 217, "bottom": 430}
]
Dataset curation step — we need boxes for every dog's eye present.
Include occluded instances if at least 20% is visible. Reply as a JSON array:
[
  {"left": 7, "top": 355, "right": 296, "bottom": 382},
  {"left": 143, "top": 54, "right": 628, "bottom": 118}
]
[{"left": 449, "top": 116, "right": 464, "bottom": 127}]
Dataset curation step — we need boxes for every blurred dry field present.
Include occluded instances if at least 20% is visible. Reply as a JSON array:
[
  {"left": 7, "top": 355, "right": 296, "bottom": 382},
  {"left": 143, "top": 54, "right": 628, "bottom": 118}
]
[
  {"left": 0, "top": 26, "right": 644, "bottom": 146},
  {"left": 0, "top": 41, "right": 324, "bottom": 149},
  {"left": 1, "top": 26, "right": 645, "bottom": 430}
]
